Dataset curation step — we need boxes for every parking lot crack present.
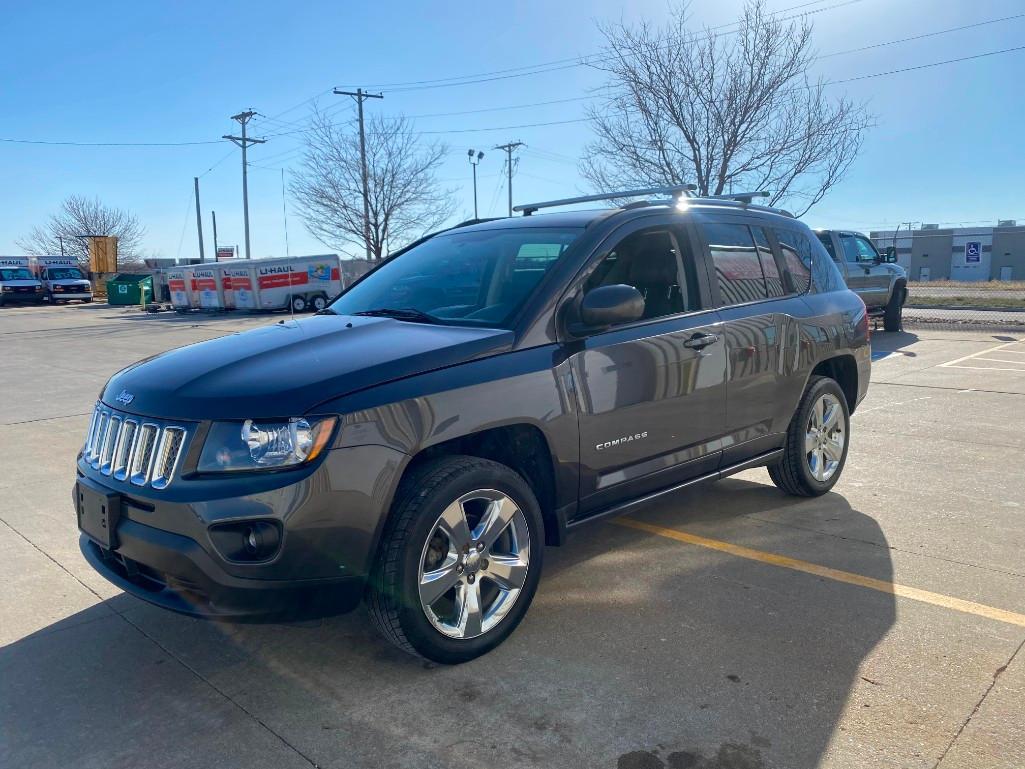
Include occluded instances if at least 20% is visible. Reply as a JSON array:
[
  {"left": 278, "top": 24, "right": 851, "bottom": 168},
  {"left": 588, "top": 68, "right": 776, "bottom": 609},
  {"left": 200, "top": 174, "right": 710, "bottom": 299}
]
[
  {"left": 0, "top": 516, "right": 321, "bottom": 768},
  {"left": 933, "top": 636, "right": 1025, "bottom": 768}
]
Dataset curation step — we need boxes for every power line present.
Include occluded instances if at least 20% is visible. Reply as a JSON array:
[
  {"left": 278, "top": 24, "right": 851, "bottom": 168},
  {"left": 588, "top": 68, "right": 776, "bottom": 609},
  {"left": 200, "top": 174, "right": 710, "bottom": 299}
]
[
  {"left": 337, "top": 0, "right": 849, "bottom": 91},
  {"left": 819, "top": 12, "right": 1025, "bottom": 59},
  {"left": 826, "top": 44, "right": 1025, "bottom": 86},
  {"left": 0, "top": 137, "right": 221, "bottom": 147}
]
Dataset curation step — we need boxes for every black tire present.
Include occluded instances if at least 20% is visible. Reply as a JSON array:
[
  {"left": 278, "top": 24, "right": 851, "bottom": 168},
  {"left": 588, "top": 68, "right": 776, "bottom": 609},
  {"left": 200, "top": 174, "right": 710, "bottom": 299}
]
[
  {"left": 290, "top": 294, "right": 307, "bottom": 313},
  {"left": 310, "top": 294, "right": 328, "bottom": 312},
  {"left": 768, "top": 375, "right": 850, "bottom": 497},
  {"left": 366, "top": 455, "right": 544, "bottom": 664},
  {"left": 45, "top": 291, "right": 54, "bottom": 304},
  {"left": 882, "top": 282, "right": 905, "bottom": 332}
]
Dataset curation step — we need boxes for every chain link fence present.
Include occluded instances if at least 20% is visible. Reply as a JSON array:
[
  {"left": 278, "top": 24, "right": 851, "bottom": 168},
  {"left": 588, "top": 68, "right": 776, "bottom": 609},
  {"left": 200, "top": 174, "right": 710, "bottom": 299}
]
[{"left": 901, "top": 280, "right": 1025, "bottom": 332}]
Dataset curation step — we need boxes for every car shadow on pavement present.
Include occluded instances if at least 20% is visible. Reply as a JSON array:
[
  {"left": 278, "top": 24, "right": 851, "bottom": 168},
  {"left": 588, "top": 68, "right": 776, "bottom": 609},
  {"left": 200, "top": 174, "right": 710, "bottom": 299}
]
[
  {"left": 1, "top": 478, "right": 895, "bottom": 769},
  {"left": 871, "top": 329, "right": 919, "bottom": 358}
]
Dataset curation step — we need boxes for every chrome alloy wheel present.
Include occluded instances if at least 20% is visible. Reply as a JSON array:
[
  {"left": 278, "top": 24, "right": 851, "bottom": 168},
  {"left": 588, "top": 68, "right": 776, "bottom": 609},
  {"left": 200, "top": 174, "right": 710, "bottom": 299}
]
[
  {"left": 805, "top": 393, "right": 845, "bottom": 482},
  {"left": 417, "top": 489, "right": 530, "bottom": 639}
]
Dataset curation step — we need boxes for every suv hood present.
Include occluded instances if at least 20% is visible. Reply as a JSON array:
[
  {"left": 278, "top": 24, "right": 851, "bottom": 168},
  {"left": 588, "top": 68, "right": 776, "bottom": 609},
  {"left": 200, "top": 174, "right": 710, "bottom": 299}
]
[{"left": 102, "top": 315, "right": 513, "bottom": 421}]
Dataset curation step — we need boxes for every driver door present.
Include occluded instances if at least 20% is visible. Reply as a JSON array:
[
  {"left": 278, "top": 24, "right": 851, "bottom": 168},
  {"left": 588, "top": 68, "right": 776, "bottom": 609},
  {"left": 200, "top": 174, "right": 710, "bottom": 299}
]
[{"left": 565, "top": 220, "right": 728, "bottom": 518}]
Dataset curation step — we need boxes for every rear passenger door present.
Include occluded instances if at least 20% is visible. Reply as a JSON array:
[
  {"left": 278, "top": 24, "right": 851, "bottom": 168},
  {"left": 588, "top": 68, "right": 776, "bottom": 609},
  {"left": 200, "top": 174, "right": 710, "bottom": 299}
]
[
  {"left": 567, "top": 219, "right": 728, "bottom": 517},
  {"left": 694, "top": 215, "right": 809, "bottom": 467}
]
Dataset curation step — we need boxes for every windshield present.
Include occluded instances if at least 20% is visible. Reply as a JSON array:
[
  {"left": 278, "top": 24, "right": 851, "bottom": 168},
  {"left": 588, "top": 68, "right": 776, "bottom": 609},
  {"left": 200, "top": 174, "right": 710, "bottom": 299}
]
[
  {"left": 329, "top": 226, "right": 582, "bottom": 328},
  {"left": 47, "top": 268, "right": 85, "bottom": 280},
  {"left": 1, "top": 268, "right": 33, "bottom": 281}
]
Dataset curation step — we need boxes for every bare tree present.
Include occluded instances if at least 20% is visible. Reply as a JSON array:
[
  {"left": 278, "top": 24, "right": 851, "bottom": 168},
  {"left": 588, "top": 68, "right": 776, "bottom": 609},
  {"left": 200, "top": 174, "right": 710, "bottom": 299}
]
[
  {"left": 581, "top": 0, "right": 872, "bottom": 216},
  {"left": 290, "top": 108, "right": 456, "bottom": 260},
  {"left": 18, "top": 195, "right": 145, "bottom": 267}
]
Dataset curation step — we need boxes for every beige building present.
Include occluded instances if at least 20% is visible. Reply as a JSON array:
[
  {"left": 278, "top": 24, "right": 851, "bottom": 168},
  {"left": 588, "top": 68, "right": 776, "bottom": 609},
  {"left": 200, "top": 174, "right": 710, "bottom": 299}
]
[{"left": 870, "top": 222, "right": 1025, "bottom": 282}]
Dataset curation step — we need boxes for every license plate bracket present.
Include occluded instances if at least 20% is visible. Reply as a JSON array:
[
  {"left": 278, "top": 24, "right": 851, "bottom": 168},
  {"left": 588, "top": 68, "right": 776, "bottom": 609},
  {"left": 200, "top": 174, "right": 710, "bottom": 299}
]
[{"left": 76, "top": 477, "right": 121, "bottom": 550}]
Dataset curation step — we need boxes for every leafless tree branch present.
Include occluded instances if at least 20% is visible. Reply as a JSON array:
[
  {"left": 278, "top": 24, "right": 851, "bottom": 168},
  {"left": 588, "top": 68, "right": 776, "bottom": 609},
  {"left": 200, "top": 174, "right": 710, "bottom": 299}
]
[
  {"left": 581, "top": 0, "right": 873, "bottom": 216},
  {"left": 290, "top": 107, "right": 456, "bottom": 260},
  {"left": 17, "top": 195, "right": 145, "bottom": 268}
]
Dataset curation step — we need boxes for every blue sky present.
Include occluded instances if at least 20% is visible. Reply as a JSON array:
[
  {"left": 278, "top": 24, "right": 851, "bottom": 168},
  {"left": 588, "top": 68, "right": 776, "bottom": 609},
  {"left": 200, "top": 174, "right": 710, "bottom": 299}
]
[{"left": 2, "top": 0, "right": 1023, "bottom": 260}]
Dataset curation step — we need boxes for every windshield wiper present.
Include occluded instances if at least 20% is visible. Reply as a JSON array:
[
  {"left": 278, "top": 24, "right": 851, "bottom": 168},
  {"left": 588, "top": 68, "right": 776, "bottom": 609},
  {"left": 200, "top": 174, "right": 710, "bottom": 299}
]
[{"left": 352, "top": 307, "right": 441, "bottom": 324}]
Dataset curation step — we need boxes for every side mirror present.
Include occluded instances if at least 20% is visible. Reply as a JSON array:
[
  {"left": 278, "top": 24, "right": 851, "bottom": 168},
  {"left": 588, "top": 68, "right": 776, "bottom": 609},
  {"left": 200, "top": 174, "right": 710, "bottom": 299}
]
[
  {"left": 578, "top": 284, "right": 645, "bottom": 330},
  {"left": 880, "top": 246, "right": 897, "bottom": 263}
]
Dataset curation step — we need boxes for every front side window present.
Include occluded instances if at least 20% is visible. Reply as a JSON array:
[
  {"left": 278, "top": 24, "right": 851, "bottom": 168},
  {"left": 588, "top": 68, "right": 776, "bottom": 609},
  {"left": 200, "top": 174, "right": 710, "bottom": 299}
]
[
  {"left": 701, "top": 222, "right": 770, "bottom": 306},
  {"left": 328, "top": 227, "right": 582, "bottom": 328},
  {"left": 839, "top": 233, "right": 877, "bottom": 263},
  {"left": 585, "top": 227, "right": 699, "bottom": 322}
]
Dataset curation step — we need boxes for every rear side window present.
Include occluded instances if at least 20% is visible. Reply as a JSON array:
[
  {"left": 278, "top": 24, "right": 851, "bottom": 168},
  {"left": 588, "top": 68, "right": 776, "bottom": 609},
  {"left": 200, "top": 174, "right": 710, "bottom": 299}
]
[
  {"left": 701, "top": 222, "right": 771, "bottom": 305},
  {"left": 773, "top": 229, "right": 813, "bottom": 294},
  {"left": 752, "top": 227, "right": 786, "bottom": 298}
]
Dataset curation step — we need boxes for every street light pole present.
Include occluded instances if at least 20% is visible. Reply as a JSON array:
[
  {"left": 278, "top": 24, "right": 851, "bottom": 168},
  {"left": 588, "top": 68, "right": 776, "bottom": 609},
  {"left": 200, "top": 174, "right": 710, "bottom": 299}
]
[{"left": 468, "top": 149, "right": 484, "bottom": 219}]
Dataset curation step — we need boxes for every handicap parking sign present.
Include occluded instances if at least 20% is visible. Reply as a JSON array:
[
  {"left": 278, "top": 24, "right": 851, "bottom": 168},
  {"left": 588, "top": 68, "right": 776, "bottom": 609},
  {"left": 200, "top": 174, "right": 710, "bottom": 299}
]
[{"left": 965, "top": 241, "right": 982, "bottom": 263}]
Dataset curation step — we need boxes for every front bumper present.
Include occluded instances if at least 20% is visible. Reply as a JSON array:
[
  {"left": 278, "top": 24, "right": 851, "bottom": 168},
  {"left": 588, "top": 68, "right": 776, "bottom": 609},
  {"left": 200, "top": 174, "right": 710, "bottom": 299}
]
[
  {"left": 75, "top": 441, "right": 407, "bottom": 621},
  {"left": 52, "top": 292, "right": 92, "bottom": 300},
  {"left": 80, "top": 528, "right": 362, "bottom": 620},
  {"left": 1, "top": 291, "right": 44, "bottom": 303}
]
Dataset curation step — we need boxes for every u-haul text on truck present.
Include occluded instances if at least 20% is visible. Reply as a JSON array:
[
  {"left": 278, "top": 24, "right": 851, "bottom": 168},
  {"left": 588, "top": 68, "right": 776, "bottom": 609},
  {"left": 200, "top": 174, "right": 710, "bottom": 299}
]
[
  {"left": 190, "top": 266, "right": 225, "bottom": 309},
  {"left": 167, "top": 268, "right": 191, "bottom": 309}
]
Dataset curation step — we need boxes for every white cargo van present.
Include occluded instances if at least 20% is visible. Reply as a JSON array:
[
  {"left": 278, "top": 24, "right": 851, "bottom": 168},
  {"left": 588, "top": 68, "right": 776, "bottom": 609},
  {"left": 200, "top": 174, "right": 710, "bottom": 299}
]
[
  {"left": 251, "top": 255, "right": 341, "bottom": 312},
  {"left": 0, "top": 256, "right": 45, "bottom": 307},
  {"left": 30, "top": 256, "right": 93, "bottom": 303}
]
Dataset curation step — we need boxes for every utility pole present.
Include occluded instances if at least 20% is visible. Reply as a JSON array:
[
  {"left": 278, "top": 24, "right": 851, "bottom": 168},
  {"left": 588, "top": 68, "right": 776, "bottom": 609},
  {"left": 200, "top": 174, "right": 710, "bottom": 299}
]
[
  {"left": 223, "top": 110, "right": 265, "bottom": 260},
  {"left": 193, "top": 177, "right": 206, "bottom": 262},
  {"left": 467, "top": 150, "right": 484, "bottom": 219},
  {"left": 333, "top": 87, "right": 383, "bottom": 259},
  {"left": 494, "top": 141, "right": 525, "bottom": 216},
  {"left": 211, "top": 211, "right": 218, "bottom": 259}
]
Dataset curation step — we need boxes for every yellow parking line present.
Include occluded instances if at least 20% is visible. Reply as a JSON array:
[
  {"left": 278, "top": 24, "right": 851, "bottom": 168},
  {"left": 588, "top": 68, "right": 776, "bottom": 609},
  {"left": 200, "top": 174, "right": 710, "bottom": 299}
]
[{"left": 614, "top": 518, "right": 1025, "bottom": 628}]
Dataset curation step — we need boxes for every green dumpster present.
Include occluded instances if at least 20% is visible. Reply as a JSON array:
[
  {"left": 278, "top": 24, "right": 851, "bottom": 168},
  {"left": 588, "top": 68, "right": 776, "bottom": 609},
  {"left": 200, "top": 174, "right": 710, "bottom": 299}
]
[{"left": 105, "top": 273, "right": 153, "bottom": 306}]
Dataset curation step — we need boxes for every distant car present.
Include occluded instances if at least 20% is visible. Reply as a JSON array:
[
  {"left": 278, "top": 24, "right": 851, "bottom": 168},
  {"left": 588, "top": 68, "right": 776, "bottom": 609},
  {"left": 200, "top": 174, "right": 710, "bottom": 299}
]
[{"left": 813, "top": 229, "right": 907, "bottom": 331}]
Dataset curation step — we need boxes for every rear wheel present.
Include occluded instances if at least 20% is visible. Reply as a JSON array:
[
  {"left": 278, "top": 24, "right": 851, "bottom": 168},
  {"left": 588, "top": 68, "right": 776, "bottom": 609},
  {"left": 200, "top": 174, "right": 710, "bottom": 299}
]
[
  {"left": 311, "top": 294, "right": 328, "bottom": 312},
  {"left": 768, "top": 375, "right": 850, "bottom": 497},
  {"left": 883, "top": 283, "right": 905, "bottom": 332},
  {"left": 290, "top": 294, "right": 307, "bottom": 313},
  {"left": 367, "top": 456, "right": 543, "bottom": 664}
]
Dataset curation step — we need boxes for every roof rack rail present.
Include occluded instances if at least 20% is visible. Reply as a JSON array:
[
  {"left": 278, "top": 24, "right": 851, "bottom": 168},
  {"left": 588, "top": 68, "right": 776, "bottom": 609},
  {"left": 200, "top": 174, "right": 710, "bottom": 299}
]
[
  {"left": 514, "top": 185, "right": 696, "bottom": 216},
  {"left": 699, "top": 191, "right": 770, "bottom": 205}
]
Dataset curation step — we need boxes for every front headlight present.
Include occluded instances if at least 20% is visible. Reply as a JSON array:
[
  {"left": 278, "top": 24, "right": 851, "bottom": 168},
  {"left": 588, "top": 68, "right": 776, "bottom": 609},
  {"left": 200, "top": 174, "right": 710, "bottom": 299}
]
[{"left": 198, "top": 416, "right": 337, "bottom": 472}]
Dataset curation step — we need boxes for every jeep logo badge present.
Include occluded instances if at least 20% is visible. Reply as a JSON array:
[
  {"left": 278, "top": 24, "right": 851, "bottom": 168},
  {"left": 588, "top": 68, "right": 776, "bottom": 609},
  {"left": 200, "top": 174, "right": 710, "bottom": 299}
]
[{"left": 115, "top": 390, "right": 135, "bottom": 406}]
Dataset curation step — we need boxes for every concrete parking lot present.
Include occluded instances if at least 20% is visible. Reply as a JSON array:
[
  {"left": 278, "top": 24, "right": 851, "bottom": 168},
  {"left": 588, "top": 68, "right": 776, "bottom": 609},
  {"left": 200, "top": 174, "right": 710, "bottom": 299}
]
[{"left": 2, "top": 303, "right": 1024, "bottom": 769}]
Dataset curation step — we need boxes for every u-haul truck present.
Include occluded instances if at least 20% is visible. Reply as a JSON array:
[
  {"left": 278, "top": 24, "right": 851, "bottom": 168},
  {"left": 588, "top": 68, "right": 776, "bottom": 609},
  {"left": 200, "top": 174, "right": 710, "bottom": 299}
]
[
  {"left": 0, "top": 256, "right": 45, "bottom": 306},
  {"left": 250, "top": 255, "right": 341, "bottom": 312},
  {"left": 30, "top": 256, "right": 93, "bottom": 303},
  {"left": 167, "top": 267, "right": 192, "bottom": 309}
]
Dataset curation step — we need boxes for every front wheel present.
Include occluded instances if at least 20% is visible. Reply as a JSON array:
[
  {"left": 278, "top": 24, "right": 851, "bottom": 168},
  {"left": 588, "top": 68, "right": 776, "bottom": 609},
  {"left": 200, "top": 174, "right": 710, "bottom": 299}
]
[
  {"left": 290, "top": 294, "right": 307, "bottom": 313},
  {"left": 768, "top": 375, "right": 850, "bottom": 497},
  {"left": 367, "top": 456, "right": 543, "bottom": 664},
  {"left": 883, "top": 284, "right": 905, "bottom": 332}
]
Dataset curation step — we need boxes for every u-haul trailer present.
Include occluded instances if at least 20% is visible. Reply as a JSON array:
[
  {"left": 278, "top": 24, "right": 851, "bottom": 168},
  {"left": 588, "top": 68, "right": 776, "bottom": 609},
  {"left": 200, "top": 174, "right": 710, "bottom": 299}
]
[
  {"left": 223, "top": 264, "right": 256, "bottom": 309},
  {"left": 249, "top": 255, "right": 341, "bottom": 312},
  {"left": 190, "top": 265, "right": 227, "bottom": 309},
  {"left": 167, "top": 267, "right": 192, "bottom": 309}
]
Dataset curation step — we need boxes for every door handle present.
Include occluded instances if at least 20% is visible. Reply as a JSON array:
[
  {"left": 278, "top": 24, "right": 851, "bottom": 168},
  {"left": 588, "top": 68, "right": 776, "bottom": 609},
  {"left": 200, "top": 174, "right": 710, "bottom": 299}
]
[{"left": 683, "top": 332, "right": 720, "bottom": 350}]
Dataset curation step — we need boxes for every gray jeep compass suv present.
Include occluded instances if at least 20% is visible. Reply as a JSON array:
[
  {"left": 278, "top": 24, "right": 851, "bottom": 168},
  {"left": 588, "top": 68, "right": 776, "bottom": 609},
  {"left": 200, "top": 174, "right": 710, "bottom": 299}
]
[{"left": 76, "top": 187, "right": 870, "bottom": 663}]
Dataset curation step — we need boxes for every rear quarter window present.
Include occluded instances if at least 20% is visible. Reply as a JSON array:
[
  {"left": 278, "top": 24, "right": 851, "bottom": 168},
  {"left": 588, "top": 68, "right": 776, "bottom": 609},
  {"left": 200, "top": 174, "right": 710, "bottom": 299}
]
[{"left": 773, "top": 227, "right": 845, "bottom": 295}]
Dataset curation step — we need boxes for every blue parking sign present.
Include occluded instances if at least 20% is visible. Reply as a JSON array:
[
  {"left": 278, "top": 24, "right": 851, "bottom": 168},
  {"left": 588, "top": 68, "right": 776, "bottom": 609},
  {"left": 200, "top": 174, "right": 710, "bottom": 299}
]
[{"left": 965, "top": 241, "right": 982, "bottom": 263}]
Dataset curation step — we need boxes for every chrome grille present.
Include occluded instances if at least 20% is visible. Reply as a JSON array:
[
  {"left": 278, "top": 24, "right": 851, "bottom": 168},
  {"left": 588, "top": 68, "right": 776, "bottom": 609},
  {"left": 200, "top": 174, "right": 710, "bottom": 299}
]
[
  {"left": 151, "top": 427, "right": 185, "bottom": 490},
  {"left": 83, "top": 404, "right": 189, "bottom": 489}
]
